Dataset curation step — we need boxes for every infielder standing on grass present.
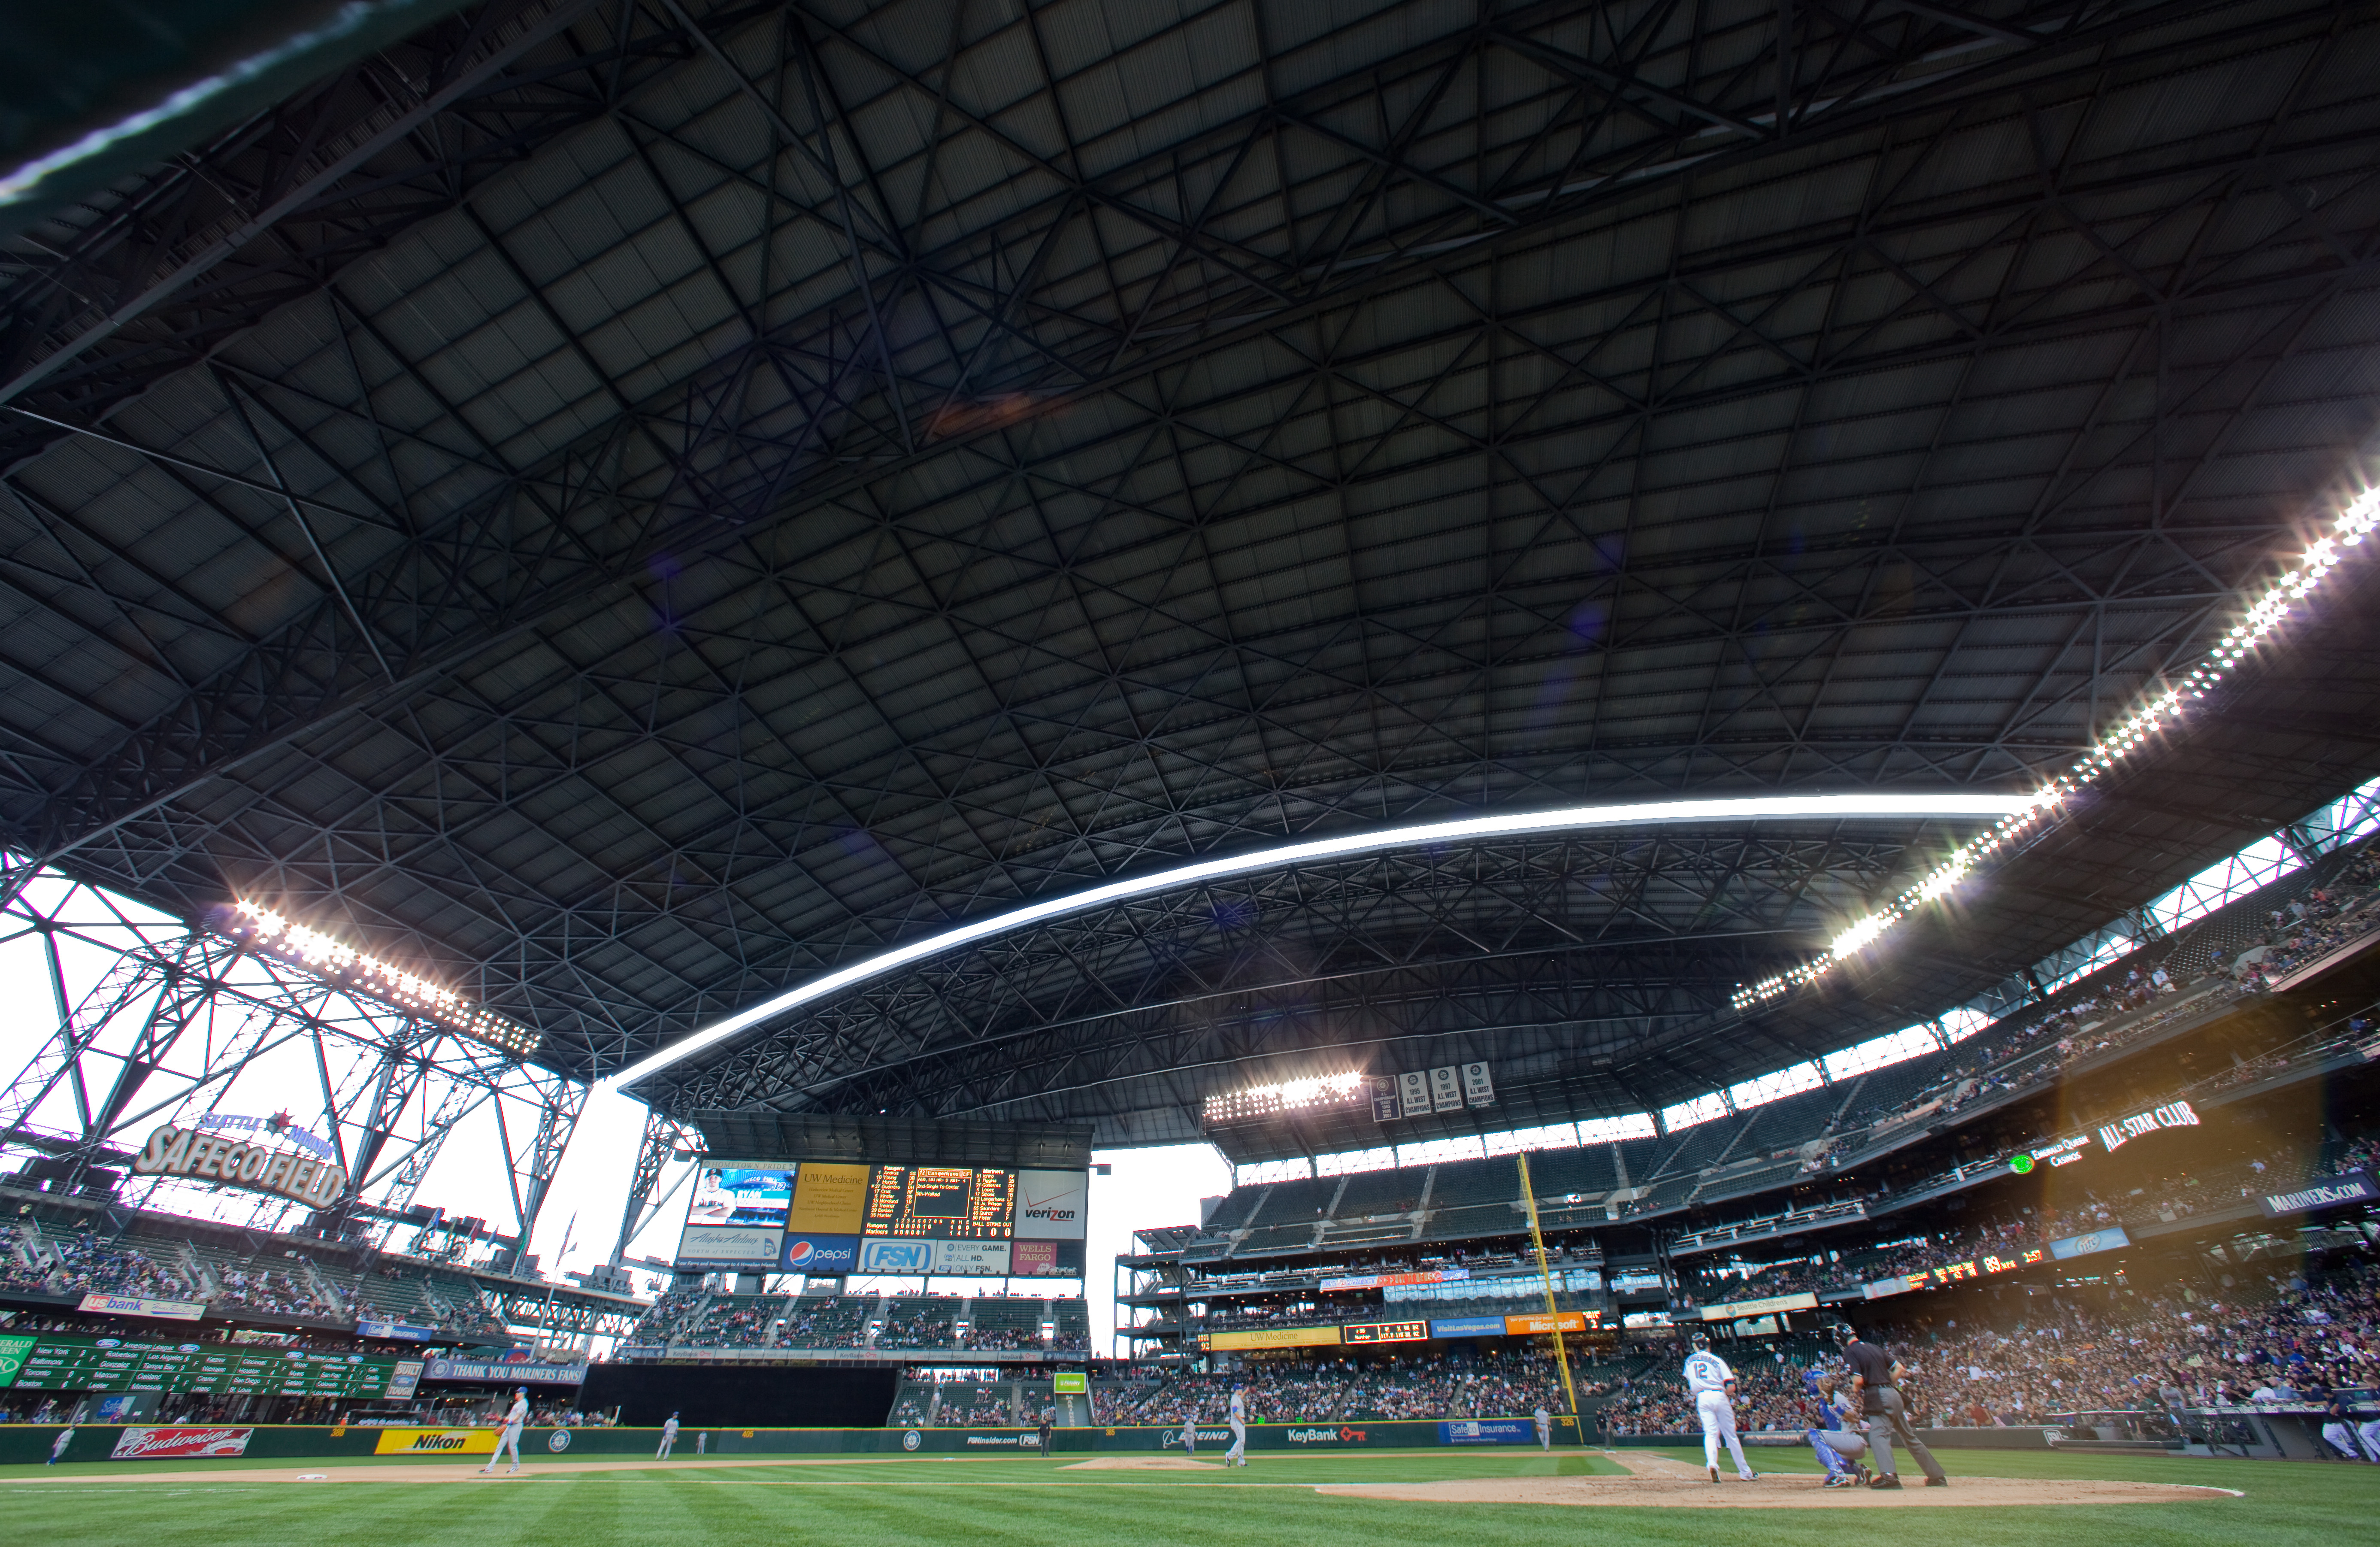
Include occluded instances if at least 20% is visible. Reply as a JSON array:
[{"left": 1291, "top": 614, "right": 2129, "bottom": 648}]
[
  {"left": 1180, "top": 1410, "right": 1197, "bottom": 1457},
  {"left": 1224, "top": 1386, "right": 1247, "bottom": 1467},
  {"left": 656, "top": 1411, "right": 680, "bottom": 1459},
  {"left": 1684, "top": 1332, "right": 1756, "bottom": 1483},
  {"left": 479, "top": 1386, "right": 529, "bottom": 1475},
  {"left": 1533, "top": 1403, "right": 1552, "bottom": 1451}
]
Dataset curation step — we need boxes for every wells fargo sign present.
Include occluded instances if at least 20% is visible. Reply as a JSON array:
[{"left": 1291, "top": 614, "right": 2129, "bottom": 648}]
[{"left": 132, "top": 1123, "right": 348, "bottom": 1204}]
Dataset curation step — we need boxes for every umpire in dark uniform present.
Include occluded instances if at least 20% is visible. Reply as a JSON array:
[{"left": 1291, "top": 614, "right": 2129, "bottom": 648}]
[{"left": 1837, "top": 1323, "right": 1947, "bottom": 1488}]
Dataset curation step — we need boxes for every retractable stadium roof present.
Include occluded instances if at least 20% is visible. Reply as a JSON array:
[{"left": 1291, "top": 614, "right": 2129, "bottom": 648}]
[{"left": 5, "top": 0, "right": 2380, "bottom": 1146}]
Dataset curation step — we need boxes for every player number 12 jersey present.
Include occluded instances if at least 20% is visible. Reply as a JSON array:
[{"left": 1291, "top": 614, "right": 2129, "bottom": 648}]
[{"left": 1683, "top": 1352, "right": 1734, "bottom": 1393}]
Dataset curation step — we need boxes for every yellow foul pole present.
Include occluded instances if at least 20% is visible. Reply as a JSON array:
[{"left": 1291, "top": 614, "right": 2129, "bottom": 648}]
[{"left": 1516, "top": 1150, "right": 1582, "bottom": 1441}]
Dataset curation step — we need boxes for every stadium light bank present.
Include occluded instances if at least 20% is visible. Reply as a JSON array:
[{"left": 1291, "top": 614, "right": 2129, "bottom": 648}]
[{"left": 606, "top": 791, "right": 2031, "bottom": 1091}]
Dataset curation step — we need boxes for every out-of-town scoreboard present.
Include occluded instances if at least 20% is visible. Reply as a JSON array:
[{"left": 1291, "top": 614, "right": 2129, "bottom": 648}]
[{"left": 0, "top": 1332, "right": 415, "bottom": 1398}]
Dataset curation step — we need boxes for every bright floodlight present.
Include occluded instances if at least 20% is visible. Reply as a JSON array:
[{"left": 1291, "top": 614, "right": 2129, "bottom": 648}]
[
  {"left": 608, "top": 791, "right": 2027, "bottom": 1090},
  {"left": 1202, "top": 1071, "right": 1369, "bottom": 1125},
  {"left": 224, "top": 902, "right": 541, "bottom": 1059}
]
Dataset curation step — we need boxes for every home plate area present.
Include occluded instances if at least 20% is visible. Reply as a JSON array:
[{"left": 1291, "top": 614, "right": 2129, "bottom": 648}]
[{"left": 1316, "top": 1451, "right": 2238, "bottom": 1509}]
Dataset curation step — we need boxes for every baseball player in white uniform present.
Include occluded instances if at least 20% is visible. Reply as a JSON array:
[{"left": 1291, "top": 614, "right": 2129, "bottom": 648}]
[
  {"left": 481, "top": 1386, "right": 529, "bottom": 1474},
  {"left": 1179, "top": 1412, "right": 1197, "bottom": 1456},
  {"left": 1533, "top": 1403, "right": 1552, "bottom": 1451},
  {"left": 1684, "top": 1333, "right": 1755, "bottom": 1483},
  {"left": 656, "top": 1411, "right": 680, "bottom": 1459},
  {"left": 1225, "top": 1386, "right": 1247, "bottom": 1466}
]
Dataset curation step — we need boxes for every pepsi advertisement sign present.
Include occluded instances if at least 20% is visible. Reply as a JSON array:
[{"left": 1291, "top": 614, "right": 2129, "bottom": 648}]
[{"left": 780, "top": 1234, "right": 860, "bottom": 1274}]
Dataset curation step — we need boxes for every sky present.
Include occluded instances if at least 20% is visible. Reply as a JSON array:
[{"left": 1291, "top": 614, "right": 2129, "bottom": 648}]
[{"left": 0, "top": 869, "right": 1230, "bottom": 1353}]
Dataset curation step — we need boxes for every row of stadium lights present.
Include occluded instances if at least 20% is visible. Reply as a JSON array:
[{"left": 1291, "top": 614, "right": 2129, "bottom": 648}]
[
  {"left": 1199, "top": 1071, "right": 1370, "bottom": 1124},
  {"left": 1730, "top": 485, "right": 2380, "bottom": 1013},
  {"left": 227, "top": 901, "right": 542, "bottom": 1057}
]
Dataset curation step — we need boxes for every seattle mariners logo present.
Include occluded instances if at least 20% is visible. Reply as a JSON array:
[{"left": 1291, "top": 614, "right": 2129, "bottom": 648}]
[
  {"left": 902, "top": 1429, "right": 922, "bottom": 1450},
  {"left": 548, "top": 1430, "right": 572, "bottom": 1452}
]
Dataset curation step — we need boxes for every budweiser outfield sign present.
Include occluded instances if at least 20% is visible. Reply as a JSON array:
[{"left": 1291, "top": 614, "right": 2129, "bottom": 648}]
[{"left": 111, "top": 1426, "right": 254, "bottom": 1460}]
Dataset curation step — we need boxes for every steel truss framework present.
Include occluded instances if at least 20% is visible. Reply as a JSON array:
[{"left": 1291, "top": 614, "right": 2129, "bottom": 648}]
[
  {"left": 640, "top": 824, "right": 1941, "bottom": 1144},
  {"left": 0, "top": 864, "right": 584, "bottom": 1250},
  {"left": 3, "top": 0, "right": 2380, "bottom": 1127}
]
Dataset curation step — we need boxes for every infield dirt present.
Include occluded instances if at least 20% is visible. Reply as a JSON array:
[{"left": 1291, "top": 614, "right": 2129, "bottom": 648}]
[{"left": 1316, "top": 1450, "right": 2238, "bottom": 1508}]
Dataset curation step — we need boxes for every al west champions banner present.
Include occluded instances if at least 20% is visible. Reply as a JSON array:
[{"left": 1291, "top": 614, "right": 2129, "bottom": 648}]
[{"left": 111, "top": 1426, "right": 254, "bottom": 1460}]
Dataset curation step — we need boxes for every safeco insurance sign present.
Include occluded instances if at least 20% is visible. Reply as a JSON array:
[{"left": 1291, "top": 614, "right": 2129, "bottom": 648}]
[{"left": 374, "top": 1428, "right": 500, "bottom": 1456}]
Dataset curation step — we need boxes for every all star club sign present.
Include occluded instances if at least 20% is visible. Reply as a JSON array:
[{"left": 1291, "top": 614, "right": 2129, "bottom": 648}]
[{"left": 132, "top": 1123, "right": 349, "bottom": 1204}]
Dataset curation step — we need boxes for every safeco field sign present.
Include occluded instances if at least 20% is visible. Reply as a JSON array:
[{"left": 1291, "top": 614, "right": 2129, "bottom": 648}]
[{"left": 374, "top": 1429, "right": 500, "bottom": 1456}]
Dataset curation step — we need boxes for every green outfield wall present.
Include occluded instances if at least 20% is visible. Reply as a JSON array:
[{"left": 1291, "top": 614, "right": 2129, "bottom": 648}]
[{"left": 0, "top": 1415, "right": 2056, "bottom": 1466}]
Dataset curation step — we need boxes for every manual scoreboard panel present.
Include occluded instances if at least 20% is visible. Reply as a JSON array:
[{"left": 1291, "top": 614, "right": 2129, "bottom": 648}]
[{"left": 0, "top": 1333, "right": 404, "bottom": 1397}]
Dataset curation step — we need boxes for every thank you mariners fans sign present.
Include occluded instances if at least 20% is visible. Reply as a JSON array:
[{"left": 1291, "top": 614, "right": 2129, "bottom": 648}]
[{"left": 131, "top": 1123, "right": 348, "bottom": 1205}]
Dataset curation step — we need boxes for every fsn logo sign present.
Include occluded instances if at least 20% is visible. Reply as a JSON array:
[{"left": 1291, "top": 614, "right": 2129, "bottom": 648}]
[{"left": 859, "top": 1240, "right": 933, "bottom": 1273}]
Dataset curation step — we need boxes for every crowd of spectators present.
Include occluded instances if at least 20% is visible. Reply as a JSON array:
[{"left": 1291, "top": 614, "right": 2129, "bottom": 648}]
[
  {"left": 684, "top": 1296, "right": 780, "bottom": 1348},
  {"left": 936, "top": 1385, "right": 1017, "bottom": 1426},
  {"left": 876, "top": 1302, "right": 960, "bottom": 1350},
  {"left": 782, "top": 1297, "right": 875, "bottom": 1349},
  {"left": 1791, "top": 844, "right": 2380, "bottom": 1180},
  {"left": 1689, "top": 1135, "right": 2379, "bottom": 1313},
  {"left": 1604, "top": 1261, "right": 2380, "bottom": 1437},
  {"left": 619, "top": 1291, "right": 1090, "bottom": 1353},
  {"left": 0, "top": 1220, "right": 204, "bottom": 1303},
  {"left": 2237, "top": 861, "right": 2380, "bottom": 989},
  {"left": 627, "top": 1289, "right": 707, "bottom": 1344},
  {"left": 211, "top": 1263, "right": 346, "bottom": 1319},
  {"left": 1101, "top": 1347, "right": 1610, "bottom": 1426},
  {"left": 1868, "top": 1264, "right": 2380, "bottom": 1425}
]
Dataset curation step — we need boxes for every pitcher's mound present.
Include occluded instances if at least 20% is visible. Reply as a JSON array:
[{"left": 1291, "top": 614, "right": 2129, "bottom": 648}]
[{"left": 1061, "top": 1456, "right": 1223, "bottom": 1471}]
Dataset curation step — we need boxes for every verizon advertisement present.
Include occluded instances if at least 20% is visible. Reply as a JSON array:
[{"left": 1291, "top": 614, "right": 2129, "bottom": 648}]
[
  {"left": 111, "top": 1426, "right": 254, "bottom": 1460},
  {"left": 1014, "top": 1171, "right": 1088, "bottom": 1239}
]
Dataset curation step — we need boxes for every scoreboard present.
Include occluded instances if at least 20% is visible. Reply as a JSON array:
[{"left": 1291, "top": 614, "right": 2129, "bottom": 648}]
[
  {"left": 862, "top": 1165, "right": 1014, "bottom": 1240},
  {"left": 675, "top": 1154, "right": 1087, "bottom": 1276},
  {"left": 0, "top": 1332, "right": 407, "bottom": 1399}
]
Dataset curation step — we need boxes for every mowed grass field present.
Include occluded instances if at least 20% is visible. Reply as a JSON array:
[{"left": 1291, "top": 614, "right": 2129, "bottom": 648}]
[{"left": 1, "top": 1444, "right": 2372, "bottom": 1547}]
